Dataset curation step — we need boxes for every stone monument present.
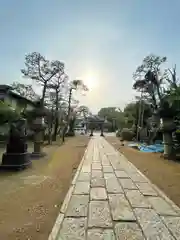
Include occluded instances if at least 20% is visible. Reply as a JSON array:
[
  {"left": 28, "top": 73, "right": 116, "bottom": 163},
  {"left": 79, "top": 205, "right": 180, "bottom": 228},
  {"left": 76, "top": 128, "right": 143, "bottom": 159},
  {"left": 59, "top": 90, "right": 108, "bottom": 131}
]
[
  {"left": 31, "top": 115, "right": 46, "bottom": 158},
  {"left": 159, "top": 101, "right": 176, "bottom": 159},
  {"left": 1, "top": 118, "right": 31, "bottom": 170}
]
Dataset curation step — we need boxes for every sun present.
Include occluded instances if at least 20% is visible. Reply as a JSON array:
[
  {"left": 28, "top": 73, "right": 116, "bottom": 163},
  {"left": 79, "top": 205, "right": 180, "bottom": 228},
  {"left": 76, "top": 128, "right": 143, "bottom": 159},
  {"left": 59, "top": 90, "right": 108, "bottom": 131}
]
[{"left": 84, "top": 74, "right": 98, "bottom": 90}]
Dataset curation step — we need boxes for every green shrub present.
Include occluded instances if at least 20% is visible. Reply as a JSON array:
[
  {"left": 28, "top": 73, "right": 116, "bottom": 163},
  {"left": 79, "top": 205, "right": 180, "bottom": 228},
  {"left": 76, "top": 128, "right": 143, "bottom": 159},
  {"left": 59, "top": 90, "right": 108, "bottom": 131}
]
[
  {"left": 0, "top": 101, "right": 20, "bottom": 124},
  {"left": 120, "top": 128, "right": 135, "bottom": 141}
]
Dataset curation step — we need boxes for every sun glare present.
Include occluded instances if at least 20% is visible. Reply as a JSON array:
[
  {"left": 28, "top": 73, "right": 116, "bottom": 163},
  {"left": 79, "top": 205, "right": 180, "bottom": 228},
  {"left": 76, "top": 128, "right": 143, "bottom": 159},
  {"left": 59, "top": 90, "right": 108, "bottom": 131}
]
[{"left": 84, "top": 74, "right": 99, "bottom": 90}]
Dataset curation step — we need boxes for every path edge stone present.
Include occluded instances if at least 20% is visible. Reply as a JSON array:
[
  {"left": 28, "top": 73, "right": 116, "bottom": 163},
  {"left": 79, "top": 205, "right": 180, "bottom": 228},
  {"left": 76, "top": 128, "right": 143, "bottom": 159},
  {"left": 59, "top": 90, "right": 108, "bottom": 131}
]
[
  {"left": 48, "top": 143, "right": 88, "bottom": 240},
  {"left": 117, "top": 150, "right": 180, "bottom": 214},
  {"left": 48, "top": 213, "right": 64, "bottom": 240},
  {"left": 60, "top": 185, "right": 74, "bottom": 213}
]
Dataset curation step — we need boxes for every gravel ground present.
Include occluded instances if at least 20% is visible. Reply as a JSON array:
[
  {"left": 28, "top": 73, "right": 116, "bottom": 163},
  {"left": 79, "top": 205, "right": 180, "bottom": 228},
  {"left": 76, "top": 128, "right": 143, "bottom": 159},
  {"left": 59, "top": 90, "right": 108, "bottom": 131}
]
[
  {"left": 107, "top": 136, "right": 180, "bottom": 208},
  {"left": 0, "top": 136, "right": 89, "bottom": 240}
]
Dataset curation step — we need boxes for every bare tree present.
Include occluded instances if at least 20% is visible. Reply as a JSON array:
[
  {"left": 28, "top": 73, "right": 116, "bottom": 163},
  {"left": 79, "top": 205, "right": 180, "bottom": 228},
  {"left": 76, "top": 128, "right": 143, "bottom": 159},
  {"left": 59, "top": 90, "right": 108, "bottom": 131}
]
[
  {"left": 67, "top": 80, "right": 88, "bottom": 121},
  {"left": 21, "top": 52, "right": 64, "bottom": 107},
  {"left": 133, "top": 54, "right": 167, "bottom": 109},
  {"left": 77, "top": 105, "right": 90, "bottom": 133},
  {"left": 133, "top": 54, "right": 168, "bottom": 142},
  {"left": 47, "top": 73, "right": 68, "bottom": 140},
  {"left": 167, "top": 65, "right": 179, "bottom": 89},
  {"left": 66, "top": 80, "right": 88, "bottom": 136}
]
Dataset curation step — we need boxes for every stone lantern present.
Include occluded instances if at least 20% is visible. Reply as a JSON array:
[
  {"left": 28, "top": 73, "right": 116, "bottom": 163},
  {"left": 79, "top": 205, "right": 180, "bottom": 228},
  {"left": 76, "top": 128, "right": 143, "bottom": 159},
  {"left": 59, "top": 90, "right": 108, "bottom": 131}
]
[
  {"left": 159, "top": 118, "right": 176, "bottom": 159},
  {"left": 30, "top": 109, "right": 47, "bottom": 158},
  {"left": 159, "top": 101, "right": 176, "bottom": 159},
  {"left": 147, "top": 110, "right": 160, "bottom": 145},
  {"left": 100, "top": 120, "right": 105, "bottom": 137}
]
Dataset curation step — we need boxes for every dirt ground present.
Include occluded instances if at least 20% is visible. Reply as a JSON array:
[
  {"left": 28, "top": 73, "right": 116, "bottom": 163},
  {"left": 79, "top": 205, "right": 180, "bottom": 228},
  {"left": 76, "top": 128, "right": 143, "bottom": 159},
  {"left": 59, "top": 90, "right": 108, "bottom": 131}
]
[
  {"left": 0, "top": 136, "right": 89, "bottom": 240},
  {"left": 107, "top": 136, "right": 180, "bottom": 208}
]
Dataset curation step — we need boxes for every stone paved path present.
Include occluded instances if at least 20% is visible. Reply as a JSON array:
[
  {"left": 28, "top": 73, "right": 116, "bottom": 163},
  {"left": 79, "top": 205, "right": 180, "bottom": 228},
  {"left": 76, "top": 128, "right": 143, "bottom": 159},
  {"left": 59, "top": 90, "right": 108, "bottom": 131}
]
[{"left": 49, "top": 137, "right": 180, "bottom": 240}]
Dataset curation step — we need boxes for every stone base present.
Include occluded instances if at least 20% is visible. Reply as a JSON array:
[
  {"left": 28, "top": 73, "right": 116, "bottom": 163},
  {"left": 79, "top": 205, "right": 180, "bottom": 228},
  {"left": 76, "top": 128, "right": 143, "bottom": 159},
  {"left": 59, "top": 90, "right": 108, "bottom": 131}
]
[
  {"left": 31, "top": 151, "right": 46, "bottom": 159},
  {"left": 163, "top": 153, "right": 176, "bottom": 160},
  {"left": 1, "top": 152, "right": 31, "bottom": 170}
]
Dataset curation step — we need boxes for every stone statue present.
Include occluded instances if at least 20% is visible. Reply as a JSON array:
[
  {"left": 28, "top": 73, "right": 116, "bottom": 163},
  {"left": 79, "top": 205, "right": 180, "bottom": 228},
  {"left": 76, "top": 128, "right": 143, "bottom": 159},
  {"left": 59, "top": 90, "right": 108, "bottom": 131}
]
[
  {"left": 1, "top": 118, "right": 31, "bottom": 170},
  {"left": 6, "top": 118, "right": 27, "bottom": 153}
]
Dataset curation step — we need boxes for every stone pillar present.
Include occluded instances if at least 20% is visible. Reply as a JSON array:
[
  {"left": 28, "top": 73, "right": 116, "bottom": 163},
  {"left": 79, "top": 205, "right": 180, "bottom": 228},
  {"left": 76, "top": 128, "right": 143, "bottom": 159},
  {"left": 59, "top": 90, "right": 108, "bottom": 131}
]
[
  {"left": 33, "top": 131, "right": 43, "bottom": 153},
  {"left": 31, "top": 117, "right": 46, "bottom": 158},
  {"left": 90, "top": 128, "right": 93, "bottom": 137},
  {"left": 100, "top": 123, "right": 104, "bottom": 137},
  {"left": 160, "top": 118, "right": 176, "bottom": 159}
]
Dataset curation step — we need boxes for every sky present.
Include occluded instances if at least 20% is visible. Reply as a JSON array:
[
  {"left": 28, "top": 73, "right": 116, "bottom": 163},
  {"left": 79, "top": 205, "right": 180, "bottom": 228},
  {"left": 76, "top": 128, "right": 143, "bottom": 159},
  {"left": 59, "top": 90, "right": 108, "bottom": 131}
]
[{"left": 0, "top": 0, "right": 180, "bottom": 113}]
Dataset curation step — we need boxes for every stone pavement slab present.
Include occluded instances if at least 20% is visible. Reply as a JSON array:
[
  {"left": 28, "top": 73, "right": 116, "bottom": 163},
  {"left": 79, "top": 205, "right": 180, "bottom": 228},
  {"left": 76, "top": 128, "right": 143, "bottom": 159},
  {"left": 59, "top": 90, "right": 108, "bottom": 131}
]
[
  {"left": 101, "top": 155, "right": 111, "bottom": 166},
  {"left": 161, "top": 216, "right": 180, "bottom": 239},
  {"left": 81, "top": 165, "right": 91, "bottom": 173},
  {"left": 104, "top": 174, "right": 123, "bottom": 193},
  {"left": 65, "top": 195, "right": 89, "bottom": 217},
  {"left": 115, "top": 222, "right": 145, "bottom": 240},
  {"left": 128, "top": 172, "right": 148, "bottom": 183},
  {"left": 77, "top": 172, "right": 91, "bottom": 182},
  {"left": 88, "top": 200, "right": 113, "bottom": 228},
  {"left": 134, "top": 208, "right": 174, "bottom": 240},
  {"left": 135, "top": 182, "right": 158, "bottom": 196},
  {"left": 73, "top": 181, "right": 90, "bottom": 195},
  {"left": 125, "top": 190, "right": 152, "bottom": 208},
  {"left": 92, "top": 163, "right": 102, "bottom": 170},
  {"left": 119, "top": 178, "right": 138, "bottom": 190},
  {"left": 115, "top": 170, "right": 129, "bottom": 178},
  {"left": 49, "top": 137, "right": 180, "bottom": 240},
  {"left": 90, "top": 187, "right": 107, "bottom": 200},
  {"left": 91, "top": 177, "right": 105, "bottom": 187},
  {"left": 147, "top": 196, "right": 179, "bottom": 216},
  {"left": 91, "top": 170, "right": 103, "bottom": 178},
  {"left": 58, "top": 217, "right": 87, "bottom": 240},
  {"left": 103, "top": 165, "right": 114, "bottom": 172},
  {"left": 109, "top": 194, "right": 136, "bottom": 221},
  {"left": 87, "top": 229, "right": 115, "bottom": 240}
]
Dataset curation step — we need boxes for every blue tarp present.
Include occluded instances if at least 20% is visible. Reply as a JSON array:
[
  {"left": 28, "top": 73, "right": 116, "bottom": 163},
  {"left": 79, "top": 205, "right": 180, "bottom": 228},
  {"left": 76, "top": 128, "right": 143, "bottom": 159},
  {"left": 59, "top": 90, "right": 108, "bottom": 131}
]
[
  {"left": 128, "top": 142, "right": 164, "bottom": 153},
  {"left": 138, "top": 144, "right": 164, "bottom": 153}
]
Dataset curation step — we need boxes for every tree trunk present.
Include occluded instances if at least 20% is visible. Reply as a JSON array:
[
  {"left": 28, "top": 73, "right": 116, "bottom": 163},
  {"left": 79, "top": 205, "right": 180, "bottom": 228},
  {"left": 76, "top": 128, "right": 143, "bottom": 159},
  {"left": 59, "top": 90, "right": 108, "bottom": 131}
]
[
  {"left": 35, "top": 83, "right": 47, "bottom": 150},
  {"left": 62, "top": 125, "right": 67, "bottom": 142},
  {"left": 67, "top": 88, "right": 72, "bottom": 122},
  {"left": 53, "top": 90, "right": 59, "bottom": 141},
  {"left": 41, "top": 83, "right": 47, "bottom": 107},
  {"left": 48, "top": 127, "right": 52, "bottom": 145},
  {"left": 85, "top": 124, "right": 88, "bottom": 134},
  {"left": 53, "top": 118, "right": 58, "bottom": 141},
  {"left": 47, "top": 114, "right": 53, "bottom": 145},
  {"left": 156, "top": 85, "right": 163, "bottom": 106},
  {"left": 137, "top": 93, "right": 143, "bottom": 141},
  {"left": 83, "top": 114, "right": 88, "bottom": 134},
  {"left": 46, "top": 107, "right": 54, "bottom": 144},
  {"left": 67, "top": 117, "right": 75, "bottom": 136}
]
